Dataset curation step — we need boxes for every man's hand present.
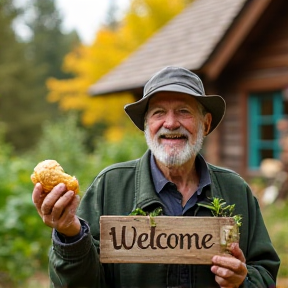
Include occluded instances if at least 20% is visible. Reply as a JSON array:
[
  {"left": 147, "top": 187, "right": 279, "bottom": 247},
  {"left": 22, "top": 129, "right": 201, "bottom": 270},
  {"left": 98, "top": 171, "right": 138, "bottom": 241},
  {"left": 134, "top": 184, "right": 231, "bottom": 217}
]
[
  {"left": 32, "top": 182, "right": 81, "bottom": 237},
  {"left": 211, "top": 243, "right": 247, "bottom": 288}
]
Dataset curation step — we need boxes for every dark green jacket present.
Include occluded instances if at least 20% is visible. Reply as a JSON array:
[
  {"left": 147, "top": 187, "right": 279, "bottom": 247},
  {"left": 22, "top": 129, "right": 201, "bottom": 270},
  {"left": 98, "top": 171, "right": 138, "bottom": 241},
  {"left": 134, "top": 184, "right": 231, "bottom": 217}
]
[{"left": 49, "top": 150, "right": 280, "bottom": 288}]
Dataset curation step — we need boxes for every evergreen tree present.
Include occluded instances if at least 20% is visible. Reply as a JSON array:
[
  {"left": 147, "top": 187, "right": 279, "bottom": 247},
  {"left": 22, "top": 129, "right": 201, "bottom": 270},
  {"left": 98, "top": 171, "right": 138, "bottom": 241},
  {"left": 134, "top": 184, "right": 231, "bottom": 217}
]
[
  {"left": 25, "top": 0, "right": 79, "bottom": 80},
  {"left": 104, "top": 1, "right": 120, "bottom": 31},
  {"left": 0, "top": 0, "right": 80, "bottom": 152},
  {"left": 0, "top": 0, "right": 41, "bottom": 152}
]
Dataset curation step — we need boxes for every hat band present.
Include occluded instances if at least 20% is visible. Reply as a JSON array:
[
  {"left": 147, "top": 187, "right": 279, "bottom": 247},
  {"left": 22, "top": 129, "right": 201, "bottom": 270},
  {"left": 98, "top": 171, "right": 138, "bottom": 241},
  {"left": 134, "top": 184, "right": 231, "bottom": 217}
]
[{"left": 145, "top": 82, "right": 203, "bottom": 98}]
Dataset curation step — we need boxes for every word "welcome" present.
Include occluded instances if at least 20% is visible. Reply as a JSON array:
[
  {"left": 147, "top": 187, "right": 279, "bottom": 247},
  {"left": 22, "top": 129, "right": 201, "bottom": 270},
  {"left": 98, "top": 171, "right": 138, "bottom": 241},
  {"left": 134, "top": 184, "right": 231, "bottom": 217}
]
[{"left": 109, "top": 226, "right": 215, "bottom": 250}]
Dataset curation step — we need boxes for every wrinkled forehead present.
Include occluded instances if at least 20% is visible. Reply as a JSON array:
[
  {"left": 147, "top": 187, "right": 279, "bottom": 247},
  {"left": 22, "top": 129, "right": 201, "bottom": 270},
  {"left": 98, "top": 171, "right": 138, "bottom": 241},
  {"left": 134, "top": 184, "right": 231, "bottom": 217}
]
[{"left": 147, "top": 91, "right": 203, "bottom": 114}]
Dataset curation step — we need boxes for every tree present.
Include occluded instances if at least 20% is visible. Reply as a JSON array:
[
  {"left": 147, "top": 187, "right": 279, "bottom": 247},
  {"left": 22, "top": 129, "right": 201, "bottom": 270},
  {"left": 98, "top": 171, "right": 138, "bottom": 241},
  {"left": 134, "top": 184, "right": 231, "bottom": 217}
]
[
  {"left": 0, "top": 0, "right": 42, "bottom": 152},
  {"left": 0, "top": 113, "right": 147, "bottom": 285},
  {"left": 25, "top": 0, "right": 80, "bottom": 81},
  {"left": 104, "top": 0, "right": 120, "bottom": 31},
  {"left": 47, "top": 0, "right": 193, "bottom": 145},
  {"left": 0, "top": 0, "right": 80, "bottom": 152}
]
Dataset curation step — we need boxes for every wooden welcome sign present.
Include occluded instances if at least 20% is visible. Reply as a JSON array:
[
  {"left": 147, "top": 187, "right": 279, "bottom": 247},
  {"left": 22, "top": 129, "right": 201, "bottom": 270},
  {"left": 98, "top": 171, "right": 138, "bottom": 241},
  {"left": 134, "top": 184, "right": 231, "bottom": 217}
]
[{"left": 100, "top": 216, "right": 238, "bottom": 264}]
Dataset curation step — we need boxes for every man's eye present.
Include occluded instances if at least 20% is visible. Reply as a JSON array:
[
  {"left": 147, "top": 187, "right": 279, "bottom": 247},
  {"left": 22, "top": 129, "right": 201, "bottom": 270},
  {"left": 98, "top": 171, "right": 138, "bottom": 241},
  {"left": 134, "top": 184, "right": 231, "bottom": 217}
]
[
  {"left": 179, "top": 109, "right": 190, "bottom": 114},
  {"left": 153, "top": 110, "right": 164, "bottom": 115}
]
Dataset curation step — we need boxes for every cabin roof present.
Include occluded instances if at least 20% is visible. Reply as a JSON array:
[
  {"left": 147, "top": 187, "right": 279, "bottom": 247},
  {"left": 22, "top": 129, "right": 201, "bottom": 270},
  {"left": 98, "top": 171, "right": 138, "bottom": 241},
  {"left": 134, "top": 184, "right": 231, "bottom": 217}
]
[{"left": 89, "top": 0, "right": 248, "bottom": 95}]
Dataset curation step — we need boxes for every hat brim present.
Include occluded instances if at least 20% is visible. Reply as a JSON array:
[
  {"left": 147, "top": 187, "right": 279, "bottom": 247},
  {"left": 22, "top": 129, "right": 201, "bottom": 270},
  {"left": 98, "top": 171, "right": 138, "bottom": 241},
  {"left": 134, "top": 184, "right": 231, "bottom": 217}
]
[{"left": 124, "top": 84, "right": 226, "bottom": 134}]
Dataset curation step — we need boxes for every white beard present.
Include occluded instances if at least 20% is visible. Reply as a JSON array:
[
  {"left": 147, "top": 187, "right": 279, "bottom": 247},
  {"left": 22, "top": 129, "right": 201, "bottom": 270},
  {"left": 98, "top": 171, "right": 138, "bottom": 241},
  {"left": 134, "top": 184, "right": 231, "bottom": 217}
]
[{"left": 145, "top": 124, "right": 205, "bottom": 167}]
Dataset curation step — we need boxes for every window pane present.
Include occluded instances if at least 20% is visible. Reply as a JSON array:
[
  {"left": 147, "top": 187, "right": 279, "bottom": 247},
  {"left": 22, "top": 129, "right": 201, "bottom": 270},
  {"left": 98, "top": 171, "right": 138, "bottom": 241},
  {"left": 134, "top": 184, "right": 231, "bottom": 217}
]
[
  {"left": 284, "top": 100, "right": 288, "bottom": 115},
  {"left": 260, "top": 149, "right": 273, "bottom": 159},
  {"left": 261, "top": 98, "right": 273, "bottom": 115},
  {"left": 248, "top": 91, "right": 282, "bottom": 169},
  {"left": 260, "top": 124, "right": 274, "bottom": 140}
]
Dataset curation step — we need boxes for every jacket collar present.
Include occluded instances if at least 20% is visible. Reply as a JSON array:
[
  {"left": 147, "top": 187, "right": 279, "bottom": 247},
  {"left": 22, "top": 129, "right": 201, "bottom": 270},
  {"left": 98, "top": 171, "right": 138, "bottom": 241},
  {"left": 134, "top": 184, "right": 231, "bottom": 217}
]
[
  {"left": 133, "top": 150, "right": 218, "bottom": 211},
  {"left": 133, "top": 150, "right": 163, "bottom": 210}
]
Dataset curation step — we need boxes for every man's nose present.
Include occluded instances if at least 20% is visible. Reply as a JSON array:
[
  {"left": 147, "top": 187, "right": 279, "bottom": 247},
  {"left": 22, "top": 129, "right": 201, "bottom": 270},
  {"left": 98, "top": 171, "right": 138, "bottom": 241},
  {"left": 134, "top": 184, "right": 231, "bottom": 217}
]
[{"left": 163, "top": 111, "right": 180, "bottom": 130}]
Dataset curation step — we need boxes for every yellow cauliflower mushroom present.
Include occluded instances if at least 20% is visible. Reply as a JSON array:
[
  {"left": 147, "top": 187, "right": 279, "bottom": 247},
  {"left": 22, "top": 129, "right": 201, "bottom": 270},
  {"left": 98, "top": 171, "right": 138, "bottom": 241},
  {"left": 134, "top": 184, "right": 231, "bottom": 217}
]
[{"left": 31, "top": 160, "right": 79, "bottom": 194}]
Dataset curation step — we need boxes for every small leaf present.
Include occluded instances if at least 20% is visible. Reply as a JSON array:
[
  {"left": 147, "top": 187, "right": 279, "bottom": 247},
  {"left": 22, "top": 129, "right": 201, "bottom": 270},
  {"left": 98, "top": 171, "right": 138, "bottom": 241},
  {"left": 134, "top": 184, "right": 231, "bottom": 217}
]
[
  {"left": 197, "top": 203, "right": 217, "bottom": 212},
  {"left": 197, "top": 197, "right": 242, "bottom": 227},
  {"left": 129, "top": 208, "right": 146, "bottom": 216},
  {"left": 149, "top": 207, "right": 163, "bottom": 217}
]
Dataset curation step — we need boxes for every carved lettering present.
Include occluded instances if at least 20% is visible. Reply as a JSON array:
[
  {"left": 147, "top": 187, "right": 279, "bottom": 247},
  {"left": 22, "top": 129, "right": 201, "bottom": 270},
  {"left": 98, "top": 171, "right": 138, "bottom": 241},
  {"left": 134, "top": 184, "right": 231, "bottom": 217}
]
[
  {"left": 109, "top": 226, "right": 215, "bottom": 251},
  {"left": 156, "top": 233, "right": 168, "bottom": 249},
  {"left": 137, "top": 232, "right": 149, "bottom": 249},
  {"left": 202, "top": 234, "right": 214, "bottom": 249},
  {"left": 167, "top": 233, "right": 178, "bottom": 249},
  {"left": 179, "top": 233, "right": 201, "bottom": 249},
  {"left": 109, "top": 226, "right": 136, "bottom": 250}
]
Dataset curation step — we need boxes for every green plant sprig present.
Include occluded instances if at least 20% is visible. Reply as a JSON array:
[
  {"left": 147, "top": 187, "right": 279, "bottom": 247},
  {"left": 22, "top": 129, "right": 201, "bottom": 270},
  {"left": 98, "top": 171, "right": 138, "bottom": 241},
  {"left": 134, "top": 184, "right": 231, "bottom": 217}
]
[
  {"left": 129, "top": 207, "right": 163, "bottom": 227},
  {"left": 197, "top": 197, "right": 242, "bottom": 227}
]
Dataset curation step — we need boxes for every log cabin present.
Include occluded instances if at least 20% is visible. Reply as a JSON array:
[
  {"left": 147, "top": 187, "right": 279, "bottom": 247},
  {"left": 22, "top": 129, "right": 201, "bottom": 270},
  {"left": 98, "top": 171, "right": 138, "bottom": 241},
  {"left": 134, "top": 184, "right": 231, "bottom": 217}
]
[{"left": 89, "top": 0, "right": 288, "bottom": 179}]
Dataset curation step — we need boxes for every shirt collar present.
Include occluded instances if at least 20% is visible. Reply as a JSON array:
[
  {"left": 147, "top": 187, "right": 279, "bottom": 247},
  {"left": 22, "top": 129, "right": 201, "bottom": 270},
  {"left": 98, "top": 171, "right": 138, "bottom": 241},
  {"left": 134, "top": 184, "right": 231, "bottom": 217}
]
[
  {"left": 150, "top": 152, "right": 211, "bottom": 194},
  {"left": 150, "top": 154, "right": 170, "bottom": 193}
]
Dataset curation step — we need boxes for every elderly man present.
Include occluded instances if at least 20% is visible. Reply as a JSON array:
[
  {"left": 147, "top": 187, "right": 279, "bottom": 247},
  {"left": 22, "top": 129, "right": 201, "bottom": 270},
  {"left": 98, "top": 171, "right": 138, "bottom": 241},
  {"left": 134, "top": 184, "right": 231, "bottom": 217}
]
[{"left": 32, "top": 66, "right": 280, "bottom": 288}]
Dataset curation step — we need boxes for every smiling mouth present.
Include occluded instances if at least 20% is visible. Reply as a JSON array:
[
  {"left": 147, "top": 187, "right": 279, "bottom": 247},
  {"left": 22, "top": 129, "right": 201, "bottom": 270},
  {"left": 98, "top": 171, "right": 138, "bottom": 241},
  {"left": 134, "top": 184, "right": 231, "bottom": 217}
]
[{"left": 160, "top": 134, "right": 188, "bottom": 140}]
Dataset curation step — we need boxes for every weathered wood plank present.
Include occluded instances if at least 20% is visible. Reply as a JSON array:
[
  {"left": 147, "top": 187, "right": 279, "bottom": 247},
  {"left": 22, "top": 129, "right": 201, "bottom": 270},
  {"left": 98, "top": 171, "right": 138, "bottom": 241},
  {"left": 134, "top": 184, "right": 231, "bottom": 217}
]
[{"left": 100, "top": 216, "right": 238, "bottom": 264}]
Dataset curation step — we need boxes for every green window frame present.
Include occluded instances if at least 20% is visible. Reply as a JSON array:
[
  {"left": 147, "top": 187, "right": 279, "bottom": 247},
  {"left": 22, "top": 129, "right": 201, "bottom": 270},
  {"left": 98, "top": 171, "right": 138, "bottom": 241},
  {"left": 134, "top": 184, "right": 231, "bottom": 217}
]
[{"left": 248, "top": 91, "right": 284, "bottom": 170}]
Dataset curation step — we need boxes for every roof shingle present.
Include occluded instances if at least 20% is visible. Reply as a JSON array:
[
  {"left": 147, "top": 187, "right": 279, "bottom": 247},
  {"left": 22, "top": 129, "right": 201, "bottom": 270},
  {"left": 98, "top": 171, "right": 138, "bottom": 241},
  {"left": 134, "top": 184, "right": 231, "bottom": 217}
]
[{"left": 89, "top": 0, "right": 247, "bottom": 95}]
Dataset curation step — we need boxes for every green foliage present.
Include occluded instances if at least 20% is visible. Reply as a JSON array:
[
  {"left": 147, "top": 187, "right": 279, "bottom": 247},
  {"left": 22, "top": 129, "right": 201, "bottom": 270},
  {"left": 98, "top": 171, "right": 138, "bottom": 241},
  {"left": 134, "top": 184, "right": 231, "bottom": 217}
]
[
  {"left": 0, "top": 0, "right": 43, "bottom": 152},
  {"left": 130, "top": 207, "right": 163, "bottom": 227},
  {"left": 130, "top": 208, "right": 147, "bottom": 216},
  {"left": 0, "top": 135, "right": 52, "bottom": 284},
  {"left": 46, "top": 0, "right": 192, "bottom": 131},
  {"left": 0, "top": 0, "right": 80, "bottom": 153},
  {"left": 0, "top": 113, "right": 287, "bottom": 285},
  {"left": 0, "top": 124, "right": 15, "bottom": 210},
  {"left": 26, "top": 113, "right": 96, "bottom": 192},
  {"left": 94, "top": 129, "right": 147, "bottom": 173},
  {"left": 130, "top": 207, "right": 163, "bottom": 217},
  {"left": 0, "top": 113, "right": 147, "bottom": 286},
  {"left": 0, "top": 185, "right": 51, "bottom": 281},
  {"left": 197, "top": 197, "right": 242, "bottom": 227},
  {"left": 262, "top": 200, "right": 288, "bottom": 278},
  {"left": 25, "top": 0, "right": 80, "bottom": 80}
]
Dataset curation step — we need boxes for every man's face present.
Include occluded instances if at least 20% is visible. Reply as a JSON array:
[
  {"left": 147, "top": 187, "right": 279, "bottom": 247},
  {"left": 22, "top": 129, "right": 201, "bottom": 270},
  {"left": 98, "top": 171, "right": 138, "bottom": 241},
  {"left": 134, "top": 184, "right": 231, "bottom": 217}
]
[{"left": 144, "top": 92, "right": 211, "bottom": 167}]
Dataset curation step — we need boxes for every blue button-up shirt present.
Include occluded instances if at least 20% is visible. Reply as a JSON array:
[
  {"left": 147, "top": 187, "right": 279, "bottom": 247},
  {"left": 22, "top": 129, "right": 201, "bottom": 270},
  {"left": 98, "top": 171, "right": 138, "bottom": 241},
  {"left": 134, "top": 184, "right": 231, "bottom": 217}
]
[
  {"left": 150, "top": 153, "right": 211, "bottom": 216},
  {"left": 150, "top": 153, "right": 211, "bottom": 286}
]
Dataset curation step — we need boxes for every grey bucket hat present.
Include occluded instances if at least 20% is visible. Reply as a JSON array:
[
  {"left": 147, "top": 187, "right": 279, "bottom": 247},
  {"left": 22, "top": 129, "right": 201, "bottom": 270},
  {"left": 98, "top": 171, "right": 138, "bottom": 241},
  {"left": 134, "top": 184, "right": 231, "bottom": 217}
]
[{"left": 124, "top": 66, "right": 226, "bottom": 134}]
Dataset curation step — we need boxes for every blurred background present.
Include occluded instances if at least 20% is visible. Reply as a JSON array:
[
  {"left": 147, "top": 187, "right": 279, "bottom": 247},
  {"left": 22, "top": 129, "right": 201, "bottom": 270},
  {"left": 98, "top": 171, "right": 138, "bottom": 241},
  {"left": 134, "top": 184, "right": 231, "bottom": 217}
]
[{"left": 0, "top": 0, "right": 287, "bottom": 287}]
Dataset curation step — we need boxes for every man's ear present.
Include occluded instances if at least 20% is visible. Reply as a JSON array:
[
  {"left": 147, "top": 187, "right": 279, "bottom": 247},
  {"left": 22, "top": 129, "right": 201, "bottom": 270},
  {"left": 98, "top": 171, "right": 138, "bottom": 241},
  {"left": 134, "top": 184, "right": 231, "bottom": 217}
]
[{"left": 203, "top": 113, "right": 212, "bottom": 135}]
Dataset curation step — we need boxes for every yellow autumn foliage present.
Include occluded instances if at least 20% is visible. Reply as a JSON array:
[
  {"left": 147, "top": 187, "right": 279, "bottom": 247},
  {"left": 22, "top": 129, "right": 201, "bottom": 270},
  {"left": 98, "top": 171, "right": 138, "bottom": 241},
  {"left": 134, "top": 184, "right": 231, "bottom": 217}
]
[{"left": 47, "top": 0, "right": 192, "bottom": 139}]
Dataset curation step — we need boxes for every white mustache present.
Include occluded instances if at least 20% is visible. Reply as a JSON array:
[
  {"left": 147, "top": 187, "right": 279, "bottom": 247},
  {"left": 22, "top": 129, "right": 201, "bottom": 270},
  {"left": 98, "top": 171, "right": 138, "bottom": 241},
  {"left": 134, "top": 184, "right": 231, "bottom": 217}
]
[
  {"left": 155, "top": 127, "right": 190, "bottom": 139},
  {"left": 145, "top": 123, "right": 204, "bottom": 167}
]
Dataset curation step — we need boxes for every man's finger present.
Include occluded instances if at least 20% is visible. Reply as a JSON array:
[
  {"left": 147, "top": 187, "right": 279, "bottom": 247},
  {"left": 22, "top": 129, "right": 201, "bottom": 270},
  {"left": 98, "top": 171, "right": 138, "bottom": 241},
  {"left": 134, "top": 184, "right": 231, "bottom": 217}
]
[
  {"left": 51, "top": 190, "right": 75, "bottom": 221},
  {"left": 41, "top": 183, "right": 67, "bottom": 215},
  {"left": 229, "top": 243, "right": 246, "bottom": 263},
  {"left": 32, "top": 183, "right": 47, "bottom": 214},
  {"left": 212, "top": 255, "right": 244, "bottom": 272},
  {"left": 54, "top": 195, "right": 81, "bottom": 236}
]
